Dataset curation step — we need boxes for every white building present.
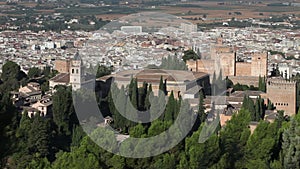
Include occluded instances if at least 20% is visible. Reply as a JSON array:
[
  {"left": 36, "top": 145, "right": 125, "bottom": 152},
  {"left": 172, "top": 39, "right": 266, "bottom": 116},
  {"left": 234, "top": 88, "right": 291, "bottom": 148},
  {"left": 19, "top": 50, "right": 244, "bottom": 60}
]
[
  {"left": 180, "top": 23, "right": 197, "bottom": 33},
  {"left": 120, "top": 26, "right": 142, "bottom": 34},
  {"left": 278, "top": 63, "right": 292, "bottom": 79}
]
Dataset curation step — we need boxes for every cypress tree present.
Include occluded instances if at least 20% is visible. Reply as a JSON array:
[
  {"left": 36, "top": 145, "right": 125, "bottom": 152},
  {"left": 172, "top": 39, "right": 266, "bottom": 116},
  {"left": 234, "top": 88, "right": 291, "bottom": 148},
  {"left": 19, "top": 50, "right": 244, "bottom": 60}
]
[
  {"left": 212, "top": 71, "right": 217, "bottom": 95},
  {"left": 128, "top": 77, "right": 134, "bottom": 98},
  {"left": 164, "top": 79, "right": 167, "bottom": 95},
  {"left": 145, "top": 84, "right": 152, "bottom": 110},
  {"left": 198, "top": 90, "right": 206, "bottom": 123},
  {"left": 164, "top": 91, "right": 175, "bottom": 122},
  {"left": 159, "top": 76, "right": 164, "bottom": 92},
  {"left": 131, "top": 78, "right": 138, "bottom": 109},
  {"left": 258, "top": 75, "right": 263, "bottom": 91},
  {"left": 255, "top": 98, "right": 261, "bottom": 121},
  {"left": 242, "top": 95, "right": 249, "bottom": 109},
  {"left": 263, "top": 76, "right": 266, "bottom": 92},
  {"left": 242, "top": 95, "right": 255, "bottom": 119},
  {"left": 267, "top": 99, "right": 273, "bottom": 110},
  {"left": 138, "top": 82, "right": 148, "bottom": 110}
]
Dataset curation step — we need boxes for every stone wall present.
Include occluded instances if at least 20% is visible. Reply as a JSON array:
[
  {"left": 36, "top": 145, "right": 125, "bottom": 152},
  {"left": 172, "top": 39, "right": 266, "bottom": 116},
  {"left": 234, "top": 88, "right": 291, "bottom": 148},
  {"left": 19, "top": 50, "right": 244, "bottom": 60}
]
[
  {"left": 54, "top": 60, "right": 70, "bottom": 73},
  {"left": 228, "top": 76, "right": 259, "bottom": 87},
  {"left": 218, "top": 52, "right": 235, "bottom": 76},
  {"left": 251, "top": 53, "right": 268, "bottom": 77},
  {"left": 235, "top": 62, "right": 251, "bottom": 76}
]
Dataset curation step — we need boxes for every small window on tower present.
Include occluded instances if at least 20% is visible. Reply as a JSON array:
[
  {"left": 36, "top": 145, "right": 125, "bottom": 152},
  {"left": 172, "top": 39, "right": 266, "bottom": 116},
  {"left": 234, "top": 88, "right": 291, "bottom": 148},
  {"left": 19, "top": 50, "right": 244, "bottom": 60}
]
[
  {"left": 76, "top": 69, "right": 79, "bottom": 74},
  {"left": 72, "top": 69, "right": 74, "bottom": 74}
]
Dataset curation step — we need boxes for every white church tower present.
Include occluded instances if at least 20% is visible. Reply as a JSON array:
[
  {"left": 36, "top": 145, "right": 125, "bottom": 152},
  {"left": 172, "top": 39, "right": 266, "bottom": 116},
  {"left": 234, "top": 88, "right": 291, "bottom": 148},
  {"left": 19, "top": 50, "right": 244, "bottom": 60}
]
[{"left": 69, "top": 52, "right": 84, "bottom": 90}]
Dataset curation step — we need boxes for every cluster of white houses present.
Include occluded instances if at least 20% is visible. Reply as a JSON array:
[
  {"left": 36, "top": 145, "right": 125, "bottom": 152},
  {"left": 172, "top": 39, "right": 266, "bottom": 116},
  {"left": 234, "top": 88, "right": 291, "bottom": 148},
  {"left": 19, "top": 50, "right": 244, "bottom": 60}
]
[{"left": 11, "top": 82, "right": 52, "bottom": 117}]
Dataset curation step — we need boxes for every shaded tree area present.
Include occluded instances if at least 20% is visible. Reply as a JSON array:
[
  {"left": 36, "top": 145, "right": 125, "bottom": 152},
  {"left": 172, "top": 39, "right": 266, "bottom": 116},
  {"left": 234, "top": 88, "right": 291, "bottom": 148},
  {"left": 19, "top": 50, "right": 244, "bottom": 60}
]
[
  {"left": 0, "top": 61, "right": 27, "bottom": 92},
  {"left": 282, "top": 113, "right": 300, "bottom": 169},
  {"left": 242, "top": 95, "right": 266, "bottom": 121},
  {"left": 3, "top": 84, "right": 80, "bottom": 168},
  {"left": 160, "top": 55, "right": 188, "bottom": 70},
  {"left": 226, "top": 76, "right": 265, "bottom": 92},
  {"left": 216, "top": 109, "right": 251, "bottom": 168},
  {"left": 0, "top": 92, "right": 19, "bottom": 168},
  {"left": 95, "top": 64, "right": 113, "bottom": 79},
  {"left": 232, "top": 83, "right": 258, "bottom": 91},
  {"left": 270, "top": 64, "right": 281, "bottom": 77},
  {"left": 27, "top": 67, "right": 41, "bottom": 79}
]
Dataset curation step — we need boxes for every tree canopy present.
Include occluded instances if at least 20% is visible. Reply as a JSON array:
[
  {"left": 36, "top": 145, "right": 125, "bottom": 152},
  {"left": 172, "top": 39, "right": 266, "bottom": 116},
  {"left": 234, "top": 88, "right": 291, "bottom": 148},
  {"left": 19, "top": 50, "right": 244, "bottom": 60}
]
[{"left": 182, "top": 50, "right": 200, "bottom": 62}]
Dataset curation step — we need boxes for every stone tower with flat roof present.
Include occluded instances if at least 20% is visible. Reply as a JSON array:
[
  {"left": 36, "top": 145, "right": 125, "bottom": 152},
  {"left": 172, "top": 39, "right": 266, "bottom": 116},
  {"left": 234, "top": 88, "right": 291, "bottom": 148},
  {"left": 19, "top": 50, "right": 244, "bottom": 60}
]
[{"left": 266, "top": 78, "right": 297, "bottom": 116}]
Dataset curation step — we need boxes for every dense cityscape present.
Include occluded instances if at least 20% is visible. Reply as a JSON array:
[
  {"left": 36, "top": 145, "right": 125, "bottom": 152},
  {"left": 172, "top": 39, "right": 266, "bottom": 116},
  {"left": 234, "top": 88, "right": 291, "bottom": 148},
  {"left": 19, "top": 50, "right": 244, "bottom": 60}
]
[{"left": 0, "top": 0, "right": 300, "bottom": 169}]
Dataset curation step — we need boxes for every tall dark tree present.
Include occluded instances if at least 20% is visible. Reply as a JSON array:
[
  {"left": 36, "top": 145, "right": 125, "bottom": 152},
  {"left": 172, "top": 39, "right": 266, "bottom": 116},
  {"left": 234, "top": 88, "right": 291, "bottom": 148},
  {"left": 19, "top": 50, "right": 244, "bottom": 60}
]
[
  {"left": 267, "top": 99, "right": 274, "bottom": 110},
  {"left": 138, "top": 82, "right": 148, "bottom": 110},
  {"left": 219, "top": 109, "right": 251, "bottom": 168},
  {"left": 164, "top": 91, "right": 175, "bottom": 122},
  {"left": 52, "top": 86, "right": 75, "bottom": 135},
  {"left": 159, "top": 76, "right": 167, "bottom": 95},
  {"left": 0, "top": 61, "right": 27, "bottom": 92},
  {"left": 144, "top": 84, "right": 152, "bottom": 110},
  {"left": 131, "top": 78, "right": 139, "bottom": 109},
  {"left": 96, "top": 64, "right": 113, "bottom": 78},
  {"left": 0, "top": 92, "right": 19, "bottom": 166},
  {"left": 245, "top": 121, "right": 281, "bottom": 167},
  {"left": 198, "top": 90, "right": 206, "bottom": 123},
  {"left": 27, "top": 67, "right": 41, "bottom": 78},
  {"left": 1, "top": 61, "right": 25, "bottom": 81},
  {"left": 282, "top": 115, "right": 300, "bottom": 168},
  {"left": 28, "top": 114, "right": 51, "bottom": 158},
  {"left": 164, "top": 79, "right": 167, "bottom": 95}
]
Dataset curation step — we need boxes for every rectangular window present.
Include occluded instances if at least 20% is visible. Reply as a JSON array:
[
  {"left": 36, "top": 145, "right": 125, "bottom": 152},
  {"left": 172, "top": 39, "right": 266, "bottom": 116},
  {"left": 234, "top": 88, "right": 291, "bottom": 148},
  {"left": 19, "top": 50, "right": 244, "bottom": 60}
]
[
  {"left": 72, "top": 69, "right": 74, "bottom": 74},
  {"left": 76, "top": 69, "right": 79, "bottom": 74}
]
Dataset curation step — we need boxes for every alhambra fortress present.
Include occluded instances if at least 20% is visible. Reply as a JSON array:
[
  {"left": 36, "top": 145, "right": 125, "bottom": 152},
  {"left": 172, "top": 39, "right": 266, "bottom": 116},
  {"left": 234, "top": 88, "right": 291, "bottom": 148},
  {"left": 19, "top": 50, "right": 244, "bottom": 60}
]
[
  {"left": 50, "top": 37, "right": 297, "bottom": 128},
  {"left": 187, "top": 37, "right": 268, "bottom": 86},
  {"left": 185, "top": 37, "right": 297, "bottom": 118}
]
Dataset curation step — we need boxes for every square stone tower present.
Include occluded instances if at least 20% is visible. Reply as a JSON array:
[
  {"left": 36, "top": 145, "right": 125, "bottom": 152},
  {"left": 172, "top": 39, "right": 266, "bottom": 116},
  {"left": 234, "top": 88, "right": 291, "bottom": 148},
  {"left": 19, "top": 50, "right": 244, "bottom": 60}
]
[
  {"left": 266, "top": 78, "right": 297, "bottom": 116},
  {"left": 251, "top": 52, "right": 268, "bottom": 77},
  {"left": 69, "top": 52, "right": 85, "bottom": 90}
]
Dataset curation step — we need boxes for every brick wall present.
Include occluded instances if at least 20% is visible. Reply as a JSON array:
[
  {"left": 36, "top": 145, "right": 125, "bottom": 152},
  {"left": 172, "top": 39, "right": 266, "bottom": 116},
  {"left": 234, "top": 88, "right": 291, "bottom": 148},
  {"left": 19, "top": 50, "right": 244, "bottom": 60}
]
[
  {"left": 251, "top": 53, "right": 268, "bottom": 77},
  {"left": 235, "top": 62, "right": 251, "bottom": 76},
  {"left": 54, "top": 60, "right": 70, "bottom": 73}
]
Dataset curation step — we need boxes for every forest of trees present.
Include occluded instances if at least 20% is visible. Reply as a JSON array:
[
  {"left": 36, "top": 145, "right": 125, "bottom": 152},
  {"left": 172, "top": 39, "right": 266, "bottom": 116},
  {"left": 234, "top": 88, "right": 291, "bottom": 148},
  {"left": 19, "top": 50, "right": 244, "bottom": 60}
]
[{"left": 0, "top": 61, "right": 300, "bottom": 168}]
